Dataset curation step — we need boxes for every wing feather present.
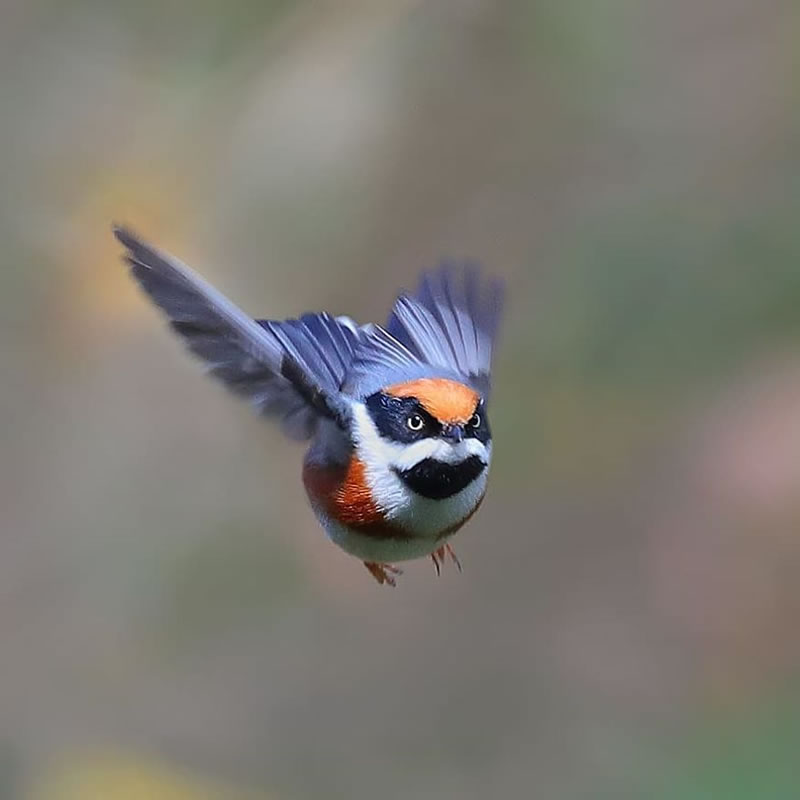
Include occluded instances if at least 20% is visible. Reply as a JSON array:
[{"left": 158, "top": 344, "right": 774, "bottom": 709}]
[
  {"left": 386, "top": 263, "right": 504, "bottom": 395},
  {"left": 114, "top": 226, "right": 355, "bottom": 439}
]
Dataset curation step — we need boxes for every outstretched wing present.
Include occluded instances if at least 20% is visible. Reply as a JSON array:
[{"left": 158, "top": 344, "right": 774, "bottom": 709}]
[
  {"left": 113, "top": 226, "right": 358, "bottom": 440},
  {"left": 386, "top": 262, "right": 504, "bottom": 396}
]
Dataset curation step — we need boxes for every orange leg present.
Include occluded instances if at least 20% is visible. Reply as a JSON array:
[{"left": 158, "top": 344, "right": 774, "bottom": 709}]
[
  {"left": 363, "top": 561, "right": 403, "bottom": 587},
  {"left": 431, "top": 543, "right": 462, "bottom": 575},
  {"left": 446, "top": 543, "right": 462, "bottom": 572}
]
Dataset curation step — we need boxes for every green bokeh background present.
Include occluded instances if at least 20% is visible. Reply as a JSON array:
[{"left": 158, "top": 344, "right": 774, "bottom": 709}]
[{"left": 1, "top": 1, "right": 799, "bottom": 798}]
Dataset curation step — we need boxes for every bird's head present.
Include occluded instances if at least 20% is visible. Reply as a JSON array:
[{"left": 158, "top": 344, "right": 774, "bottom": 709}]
[{"left": 355, "top": 377, "right": 491, "bottom": 500}]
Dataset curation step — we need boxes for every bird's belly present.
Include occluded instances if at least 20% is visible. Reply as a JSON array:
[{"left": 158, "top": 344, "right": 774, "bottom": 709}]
[
  {"left": 310, "top": 471, "right": 487, "bottom": 563},
  {"left": 317, "top": 515, "right": 450, "bottom": 563}
]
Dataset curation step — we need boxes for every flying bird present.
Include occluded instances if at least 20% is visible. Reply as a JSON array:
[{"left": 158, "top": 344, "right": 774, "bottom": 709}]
[{"left": 113, "top": 226, "right": 503, "bottom": 586}]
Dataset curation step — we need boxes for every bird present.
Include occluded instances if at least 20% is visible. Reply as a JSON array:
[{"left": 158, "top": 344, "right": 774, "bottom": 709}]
[{"left": 112, "top": 226, "right": 504, "bottom": 586}]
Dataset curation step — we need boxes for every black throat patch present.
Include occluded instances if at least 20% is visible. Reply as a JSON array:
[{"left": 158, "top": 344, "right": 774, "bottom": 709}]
[{"left": 395, "top": 455, "right": 486, "bottom": 500}]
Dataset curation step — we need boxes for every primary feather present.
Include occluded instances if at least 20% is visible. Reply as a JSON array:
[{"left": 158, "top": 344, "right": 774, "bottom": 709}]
[{"left": 113, "top": 226, "right": 353, "bottom": 439}]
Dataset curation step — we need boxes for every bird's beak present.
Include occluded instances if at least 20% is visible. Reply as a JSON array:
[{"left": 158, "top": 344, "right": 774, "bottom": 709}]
[{"left": 442, "top": 424, "right": 464, "bottom": 443}]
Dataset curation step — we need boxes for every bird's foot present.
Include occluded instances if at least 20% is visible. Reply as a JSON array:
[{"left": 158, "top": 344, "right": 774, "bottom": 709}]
[
  {"left": 364, "top": 561, "right": 403, "bottom": 587},
  {"left": 431, "top": 543, "right": 462, "bottom": 576}
]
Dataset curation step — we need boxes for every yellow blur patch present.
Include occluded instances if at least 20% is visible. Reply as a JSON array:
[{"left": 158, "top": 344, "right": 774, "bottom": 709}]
[
  {"left": 386, "top": 378, "right": 479, "bottom": 424},
  {"left": 28, "top": 754, "right": 272, "bottom": 800},
  {"left": 42, "top": 158, "right": 199, "bottom": 360},
  {"left": 65, "top": 163, "right": 193, "bottom": 325}
]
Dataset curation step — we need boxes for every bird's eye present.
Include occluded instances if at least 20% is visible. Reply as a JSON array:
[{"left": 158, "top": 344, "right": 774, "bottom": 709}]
[
  {"left": 407, "top": 414, "right": 425, "bottom": 431},
  {"left": 468, "top": 413, "right": 481, "bottom": 428}
]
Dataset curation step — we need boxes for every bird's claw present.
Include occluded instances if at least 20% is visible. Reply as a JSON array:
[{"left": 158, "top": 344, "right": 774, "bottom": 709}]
[
  {"left": 363, "top": 561, "right": 403, "bottom": 587},
  {"left": 431, "top": 543, "right": 462, "bottom": 576}
]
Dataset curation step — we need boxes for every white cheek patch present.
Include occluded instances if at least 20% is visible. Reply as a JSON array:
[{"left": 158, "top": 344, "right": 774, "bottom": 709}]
[
  {"left": 388, "top": 437, "right": 488, "bottom": 471},
  {"left": 350, "top": 403, "right": 490, "bottom": 471}
]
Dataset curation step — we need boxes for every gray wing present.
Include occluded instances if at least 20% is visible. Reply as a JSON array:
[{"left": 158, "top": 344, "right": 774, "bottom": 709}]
[
  {"left": 386, "top": 262, "right": 504, "bottom": 396},
  {"left": 113, "top": 226, "right": 357, "bottom": 440}
]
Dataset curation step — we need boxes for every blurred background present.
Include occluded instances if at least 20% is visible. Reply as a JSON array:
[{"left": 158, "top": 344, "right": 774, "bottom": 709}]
[{"left": 1, "top": 1, "right": 799, "bottom": 797}]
